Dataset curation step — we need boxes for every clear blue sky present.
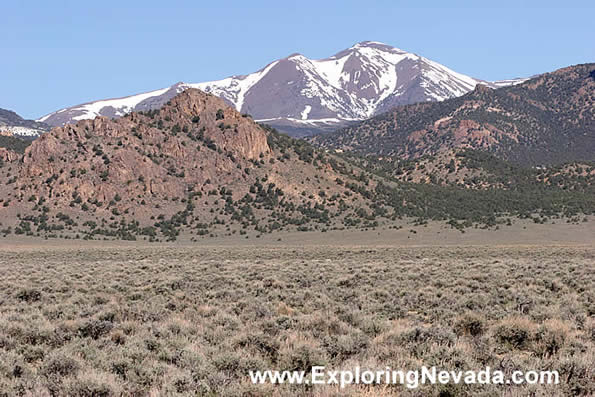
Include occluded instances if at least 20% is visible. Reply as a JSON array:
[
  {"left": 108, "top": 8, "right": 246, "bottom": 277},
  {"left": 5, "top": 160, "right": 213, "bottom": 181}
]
[{"left": 2, "top": 1, "right": 593, "bottom": 119}]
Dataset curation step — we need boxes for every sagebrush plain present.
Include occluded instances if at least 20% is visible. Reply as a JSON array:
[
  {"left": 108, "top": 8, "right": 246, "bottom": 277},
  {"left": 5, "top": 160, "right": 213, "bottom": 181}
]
[{"left": 0, "top": 223, "right": 593, "bottom": 396}]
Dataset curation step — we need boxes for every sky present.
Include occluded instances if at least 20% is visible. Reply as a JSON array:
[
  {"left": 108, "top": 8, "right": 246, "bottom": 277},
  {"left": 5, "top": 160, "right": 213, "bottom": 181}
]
[{"left": 2, "top": 1, "right": 593, "bottom": 119}]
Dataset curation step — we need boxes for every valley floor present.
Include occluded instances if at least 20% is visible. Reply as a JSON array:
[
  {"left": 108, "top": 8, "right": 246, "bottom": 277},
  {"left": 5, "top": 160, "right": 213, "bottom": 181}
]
[
  {"left": 0, "top": 217, "right": 593, "bottom": 249},
  {"left": 0, "top": 223, "right": 593, "bottom": 396}
]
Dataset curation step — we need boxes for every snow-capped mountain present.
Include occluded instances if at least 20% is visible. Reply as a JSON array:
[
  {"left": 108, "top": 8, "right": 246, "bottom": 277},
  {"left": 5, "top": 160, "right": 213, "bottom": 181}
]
[
  {"left": 0, "top": 108, "right": 50, "bottom": 139},
  {"left": 38, "top": 41, "right": 526, "bottom": 136}
]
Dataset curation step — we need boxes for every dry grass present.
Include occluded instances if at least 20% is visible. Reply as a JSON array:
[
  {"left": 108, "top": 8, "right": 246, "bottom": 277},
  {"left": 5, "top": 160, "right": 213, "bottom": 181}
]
[{"left": 0, "top": 244, "right": 593, "bottom": 396}]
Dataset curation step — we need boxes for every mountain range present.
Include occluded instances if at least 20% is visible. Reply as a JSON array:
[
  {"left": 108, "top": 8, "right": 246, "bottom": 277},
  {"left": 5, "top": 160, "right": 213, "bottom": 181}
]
[
  {"left": 0, "top": 44, "right": 593, "bottom": 241},
  {"left": 1, "top": 85, "right": 592, "bottom": 241},
  {"left": 312, "top": 63, "right": 595, "bottom": 166},
  {"left": 37, "top": 41, "right": 525, "bottom": 136}
]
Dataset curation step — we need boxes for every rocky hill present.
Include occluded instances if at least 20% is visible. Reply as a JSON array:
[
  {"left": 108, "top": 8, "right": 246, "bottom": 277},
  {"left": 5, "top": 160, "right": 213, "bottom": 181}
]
[
  {"left": 312, "top": 64, "right": 594, "bottom": 166},
  {"left": 1, "top": 89, "right": 383, "bottom": 240},
  {"left": 37, "top": 41, "right": 525, "bottom": 136}
]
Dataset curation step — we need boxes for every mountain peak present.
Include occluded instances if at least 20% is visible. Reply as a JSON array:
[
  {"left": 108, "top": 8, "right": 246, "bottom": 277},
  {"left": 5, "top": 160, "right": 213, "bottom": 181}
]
[
  {"left": 170, "top": 86, "right": 212, "bottom": 103},
  {"left": 350, "top": 41, "right": 404, "bottom": 52},
  {"left": 352, "top": 40, "right": 388, "bottom": 47},
  {"left": 165, "top": 88, "right": 229, "bottom": 118},
  {"left": 313, "top": 63, "right": 595, "bottom": 166},
  {"left": 285, "top": 53, "right": 307, "bottom": 62}
]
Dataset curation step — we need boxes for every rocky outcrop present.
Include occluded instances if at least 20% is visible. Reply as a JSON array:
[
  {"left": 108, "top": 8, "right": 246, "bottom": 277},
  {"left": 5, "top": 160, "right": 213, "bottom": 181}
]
[
  {"left": 0, "top": 147, "right": 19, "bottom": 162},
  {"left": 165, "top": 90, "right": 270, "bottom": 159}
]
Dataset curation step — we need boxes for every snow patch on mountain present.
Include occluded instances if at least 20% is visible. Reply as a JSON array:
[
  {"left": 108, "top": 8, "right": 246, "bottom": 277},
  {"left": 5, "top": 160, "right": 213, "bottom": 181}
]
[
  {"left": 38, "top": 87, "right": 172, "bottom": 123},
  {"left": 74, "top": 87, "right": 171, "bottom": 121},
  {"left": 301, "top": 105, "right": 312, "bottom": 120},
  {"left": 0, "top": 126, "right": 45, "bottom": 138},
  {"left": 256, "top": 116, "right": 343, "bottom": 125},
  {"left": 311, "top": 55, "right": 351, "bottom": 89},
  {"left": 489, "top": 78, "right": 530, "bottom": 88}
]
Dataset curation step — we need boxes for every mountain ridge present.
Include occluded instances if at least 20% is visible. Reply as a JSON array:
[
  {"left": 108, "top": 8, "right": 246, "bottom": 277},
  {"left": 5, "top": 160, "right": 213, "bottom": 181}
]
[
  {"left": 37, "top": 41, "right": 526, "bottom": 136},
  {"left": 2, "top": 89, "right": 381, "bottom": 240},
  {"left": 311, "top": 63, "right": 594, "bottom": 166}
]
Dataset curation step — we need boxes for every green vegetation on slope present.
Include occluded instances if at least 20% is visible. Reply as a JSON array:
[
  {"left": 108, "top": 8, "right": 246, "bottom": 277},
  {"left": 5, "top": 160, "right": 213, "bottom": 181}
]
[
  {"left": 336, "top": 148, "right": 594, "bottom": 229},
  {"left": 0, "top": 135, "right": 30, "bottom": 154}
]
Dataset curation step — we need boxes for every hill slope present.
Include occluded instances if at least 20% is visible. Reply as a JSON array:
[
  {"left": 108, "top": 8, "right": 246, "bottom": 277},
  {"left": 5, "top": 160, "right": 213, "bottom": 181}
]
[
  {"left": 312, "top": 64, "right": 594, "bottom": 166},
  {"left": 37, "top": 41, "right": 525, "bottom": 136}
]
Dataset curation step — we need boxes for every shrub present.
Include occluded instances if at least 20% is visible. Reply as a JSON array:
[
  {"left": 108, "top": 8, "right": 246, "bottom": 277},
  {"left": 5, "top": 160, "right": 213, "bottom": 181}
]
[
  {"left": 278, "top": 338, "right": 326, "bottom": 372},
  {"left": 63, "top": 371, "right": 121, "bottom": 397},
  {"left": 492, "top": 317, "right": 536, "bottom": 350},
  {"left": 78, "top": 320, "right": 114, "bottom": 339},
  {"left": 586, "top": 317, "right": 595, "bottom": 342},
  {"left": 16, "top": 288, "right": 41, "bottom": 302},
  {"left": 454, "top": 312, "right": 486, "bottom": 337},
  {"left": 41, "top": 352, "right": 80, "bottom": 377},
  {"left": 533, "top": 319, "right": 570, "bottom": 357}
]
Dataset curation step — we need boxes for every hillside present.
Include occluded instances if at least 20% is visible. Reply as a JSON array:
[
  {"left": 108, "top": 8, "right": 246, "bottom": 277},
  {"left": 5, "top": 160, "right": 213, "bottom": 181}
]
[
  {"left": 1, "top": 89, "right": 593, "bottom": 241},
  {"left": 312, "top": 64, "right": 595, "bottom": 166},
  {"left": 0, "top": 89, "right": 382, "bottom": 240},
  {"left": 343, "top": 149, "right": 595, "bottom": 191},
  {"left": 0, "top": 134, "right": 31, "bottom": 165},
  {"left": 0, "top": 135, "right": 31, "bottom": 154},
  {"left": 37, "top": 41, "right": 524, "bottom": 136}
]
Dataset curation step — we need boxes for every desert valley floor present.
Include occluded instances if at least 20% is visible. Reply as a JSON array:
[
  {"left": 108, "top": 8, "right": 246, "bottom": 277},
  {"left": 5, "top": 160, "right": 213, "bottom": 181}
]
[{"left": 0, "top": 221, "right": 593, "bottom": 396}]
